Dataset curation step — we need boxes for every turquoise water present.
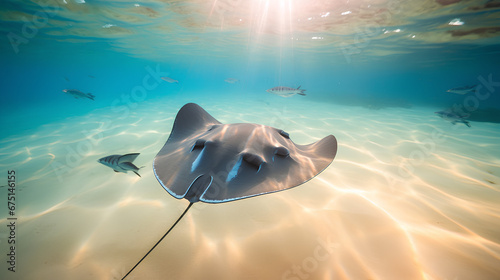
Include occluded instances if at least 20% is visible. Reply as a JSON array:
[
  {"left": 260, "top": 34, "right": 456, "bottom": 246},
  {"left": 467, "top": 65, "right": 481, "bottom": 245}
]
[
  {"left": 1, "top": 0, "right": 500, "bottom": 136},
  {"left": 1, "top": 1, "right": 500, "bottom": 280}
]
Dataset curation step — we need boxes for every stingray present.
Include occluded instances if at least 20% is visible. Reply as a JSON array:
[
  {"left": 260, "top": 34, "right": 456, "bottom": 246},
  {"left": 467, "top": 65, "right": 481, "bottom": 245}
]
[{"left": 121, "top": 103, "right": 337, "bottom": 279}]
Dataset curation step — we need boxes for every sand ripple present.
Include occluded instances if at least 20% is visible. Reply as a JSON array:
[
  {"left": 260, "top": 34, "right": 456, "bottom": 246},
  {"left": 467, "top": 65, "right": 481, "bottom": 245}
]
[{"left": 1, "top": 96, "right": 499, "bottom": 279}]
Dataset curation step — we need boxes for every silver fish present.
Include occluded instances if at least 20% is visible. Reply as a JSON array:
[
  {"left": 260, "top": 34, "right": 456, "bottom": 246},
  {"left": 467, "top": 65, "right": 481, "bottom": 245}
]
[
  {"left": 98, "top": 153, "right": 142, "bottom": 177},
  {"left": 63, "top": 89, "right": 95, "bottom": 100},
  {"left": 224, "top": 78, "right": 239, "bottom": 84},
  {"left": 446, "top": 85, "right": 477, "bottom": 95},
  {"left": 161, "top": 76, "right": 179, "bottom": 84},
  {"left": 435, "top": 111, "right": 471, "bottom": 127},
  {"left": 266, "top": 86, "right": 306, "bottom": 97}
]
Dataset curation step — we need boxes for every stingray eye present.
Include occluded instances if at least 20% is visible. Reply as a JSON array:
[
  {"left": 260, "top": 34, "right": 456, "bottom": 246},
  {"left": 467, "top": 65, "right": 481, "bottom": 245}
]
[
  {"left": 208, "top": 125, "right": 220, "bottom": 131},
  {"left": 278, "top": 129, "right": 290, "bottom": 139},
  {"left": 242, "top": 153, "right": 265, "bottom": 171},
  {"left": 191, "top": 139, "right": 206, "bottom": 152},
  {"left": 274, "top": 147, "right": 289, "bottom": 158}
]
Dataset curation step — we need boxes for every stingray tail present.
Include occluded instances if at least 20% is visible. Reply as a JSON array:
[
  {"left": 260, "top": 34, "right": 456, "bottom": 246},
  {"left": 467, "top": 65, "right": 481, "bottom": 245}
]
[{"left": 121, "top": 202, "right": 193, "bottom": 280}]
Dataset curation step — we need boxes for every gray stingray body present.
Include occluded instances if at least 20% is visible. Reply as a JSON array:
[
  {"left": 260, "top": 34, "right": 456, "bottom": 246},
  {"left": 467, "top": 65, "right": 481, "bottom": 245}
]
[{"left": 153, "top": 103, "right": 337, "bottom": 203}]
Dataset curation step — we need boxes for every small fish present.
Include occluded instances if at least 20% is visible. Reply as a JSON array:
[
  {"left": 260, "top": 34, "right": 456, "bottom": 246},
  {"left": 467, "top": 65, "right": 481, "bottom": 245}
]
[
  {"left": 446, "top": 85, "right": 477, "bottom": 95},
  {"left": 224, "top": 78, "right": 239, "bottom": 84},
  {"left": 63, "top": 89, "right": 95, "bottom": 101},
  {"left": 64, "top": 76, "right": 70, "bottom": 82},
  {"left": 161, "top": 77, "right": 179, "bottom": 84},
  {"left": 266, "top": 86, "right": 306, "bottom": 97},
  {"left": 88, "top": 75, "right": 95, "bottom": 78},
  {"left": 435, "top": 111, "right": 471, "bottom": 127},
  {"left": 98, "top": 153, "right": 142, "bottom": 177}
]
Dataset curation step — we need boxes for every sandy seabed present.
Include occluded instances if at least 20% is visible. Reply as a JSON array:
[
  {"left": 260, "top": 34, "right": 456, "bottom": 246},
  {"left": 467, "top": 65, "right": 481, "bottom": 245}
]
[{"left": 1, "top": 94, "right": 499, "bottom": 280}]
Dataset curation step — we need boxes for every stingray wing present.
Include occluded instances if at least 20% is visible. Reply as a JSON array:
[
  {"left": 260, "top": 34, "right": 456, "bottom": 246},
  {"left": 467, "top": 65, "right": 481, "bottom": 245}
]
[
  {"left": 153, "top": 103, "right": 221, "bottom": 199},
  {"left": 167, "top": 103, "right": 221, "bottom": 141}
]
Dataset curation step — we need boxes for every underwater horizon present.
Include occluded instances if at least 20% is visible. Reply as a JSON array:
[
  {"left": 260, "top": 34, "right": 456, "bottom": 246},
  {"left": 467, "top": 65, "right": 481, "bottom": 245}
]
[{"left": 1, "top": 1, "right": 500, "bottom": 280}]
